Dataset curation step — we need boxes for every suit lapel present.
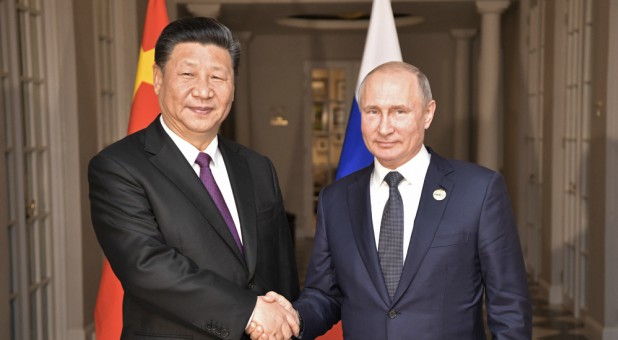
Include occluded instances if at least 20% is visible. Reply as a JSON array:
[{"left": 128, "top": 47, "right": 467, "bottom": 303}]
[
  {"left": 348, "top": 166, "right": 391, "bottom": 306},
  {"left": 144, "top": 120, "right": 246, "bottom": 265},
  {"left": 219, "top": 138, "right": 257, "bottom": 276},
  {"left": 393, "top": 151, "right": 454, "bottom": 304}
]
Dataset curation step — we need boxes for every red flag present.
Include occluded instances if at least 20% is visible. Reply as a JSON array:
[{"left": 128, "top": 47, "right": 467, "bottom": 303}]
[{"left": 94, "top": 1, "right": 168, "bottom": 339}]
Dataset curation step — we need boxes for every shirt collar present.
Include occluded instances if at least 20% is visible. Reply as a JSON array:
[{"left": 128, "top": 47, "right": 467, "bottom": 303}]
[
  {"left": 372, "top": 145, "right": 431, "bottom": 186},
  {"left": 159, "top": 116, "right": 221, "bottom": 166}
]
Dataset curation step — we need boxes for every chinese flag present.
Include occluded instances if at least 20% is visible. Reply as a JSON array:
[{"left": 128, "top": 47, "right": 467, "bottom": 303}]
[{"left": 94, "top": 1, "right": 168, "bottom": 339}]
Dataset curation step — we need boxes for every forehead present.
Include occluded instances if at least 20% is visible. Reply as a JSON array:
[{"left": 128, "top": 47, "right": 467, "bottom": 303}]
[
  {"left": 167, "top": 42, "right": 232, "bottom": 66},
  {"left": 362, "top": 69, "right": 420, "bottom": 102}
]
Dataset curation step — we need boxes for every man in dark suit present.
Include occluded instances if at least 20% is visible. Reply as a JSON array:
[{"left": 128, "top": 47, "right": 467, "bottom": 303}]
[
  {"left": 252, "top": 61, "right": 531, "bottom": 339},
  {"left": 89, "top": 17, "right": 299, "bottom": 340}
]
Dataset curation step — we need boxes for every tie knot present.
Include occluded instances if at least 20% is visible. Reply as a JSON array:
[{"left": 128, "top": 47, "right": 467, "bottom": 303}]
[
  {"left": 384, "top": 171, "right": 404, "bottom": 188},
  {"left": 195, "top": 152, "right": 212, "bottom": 169}
]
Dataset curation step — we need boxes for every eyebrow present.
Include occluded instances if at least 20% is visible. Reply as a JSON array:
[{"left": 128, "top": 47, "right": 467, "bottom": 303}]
[
  {"left": 363, "top": 105, "right": 409, "bottom": 111},
  {"left": 176, "top": 60, "right": 227, "bottom": 70}
]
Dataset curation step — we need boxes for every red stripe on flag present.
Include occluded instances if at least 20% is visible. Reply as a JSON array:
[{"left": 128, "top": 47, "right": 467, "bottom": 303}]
[
  {"left": 94, "top": 261, "right": 123, "bottom": 339},
  {"left": 317, "top": 322, "right": 343, "bottom": 340},
  {"left": 141, "top": 0, "right": 169, "bottom": 51},
  {"left": 128, "top": 83, "right": 160, "bottom": 134}
]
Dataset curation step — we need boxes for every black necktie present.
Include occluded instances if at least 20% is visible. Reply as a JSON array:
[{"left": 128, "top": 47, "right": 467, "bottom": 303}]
[{"left": 378, "top": 171, "right": 404, "bottom": 300}]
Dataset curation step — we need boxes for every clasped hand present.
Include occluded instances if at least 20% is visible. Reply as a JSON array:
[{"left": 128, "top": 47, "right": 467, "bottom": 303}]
[{"left": 245, "top": 291, "right": 299, "bottom": 340}]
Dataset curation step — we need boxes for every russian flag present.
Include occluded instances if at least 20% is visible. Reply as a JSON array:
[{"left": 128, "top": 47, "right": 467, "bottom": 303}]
[
  {"left": 335, "top": 0, "right": 402, "bottom": 180},
  {"left": 317, "top": 2, "right": 402, "bottom": 339}
]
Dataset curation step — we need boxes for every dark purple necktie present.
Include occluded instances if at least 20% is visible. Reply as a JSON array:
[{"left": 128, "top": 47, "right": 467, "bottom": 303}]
[{"left": 195, "top": 152, "right": 243, "bottom": 255}]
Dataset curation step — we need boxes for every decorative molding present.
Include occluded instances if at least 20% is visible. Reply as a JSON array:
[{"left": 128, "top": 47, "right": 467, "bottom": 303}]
[
  {"left": 475, "top": 0, "right": 510, "bottom": 14},
  {"left": 605, "top": 1, "right": 618, "bottom": 336},
  {"left": 276, "top": 15, "right": 423, "bottom": 30},
  {"left": 44, "top": 0, "right": 81, "bottom": 339}
]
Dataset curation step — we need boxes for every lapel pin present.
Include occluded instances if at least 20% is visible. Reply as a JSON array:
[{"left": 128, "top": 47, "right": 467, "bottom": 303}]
[{"left": 433, "top": 188, "right": 447, "bottom": 201}]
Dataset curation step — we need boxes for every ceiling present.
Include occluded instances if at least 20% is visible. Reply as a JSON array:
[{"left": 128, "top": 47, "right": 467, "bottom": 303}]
[{"left": 175, "top": 1, "right": 482, "bottom": 35}]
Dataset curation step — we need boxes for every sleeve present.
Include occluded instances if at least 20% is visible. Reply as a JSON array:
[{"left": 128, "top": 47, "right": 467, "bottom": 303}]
[
  {"left": 293, "top": 190, "right": 342, "bottom": 340},
  {"left": 478, "top": 172, "right": 532, "bottom": 339},
  {"left": 88, "top": 153, "right": 256, "bottom": 339}
]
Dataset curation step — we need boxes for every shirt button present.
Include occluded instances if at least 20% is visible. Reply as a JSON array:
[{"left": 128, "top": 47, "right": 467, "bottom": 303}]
[{"left": 388, "top": 309, "right": 397, "bottom": 318}]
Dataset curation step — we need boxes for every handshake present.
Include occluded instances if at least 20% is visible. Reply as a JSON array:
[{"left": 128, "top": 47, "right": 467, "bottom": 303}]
[{"left": 245, "top": 291, "right": 301, "bottom": 340}]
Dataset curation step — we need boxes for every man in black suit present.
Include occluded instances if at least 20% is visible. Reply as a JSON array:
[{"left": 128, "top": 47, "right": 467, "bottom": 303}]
[{"left": 89, "top": 17, "right": 299, "bottom": 340}]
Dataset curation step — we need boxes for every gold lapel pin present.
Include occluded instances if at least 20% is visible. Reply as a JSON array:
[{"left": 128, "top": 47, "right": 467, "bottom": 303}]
[{"left": 433, "top": 188, "right": 447, "bottom": 201}]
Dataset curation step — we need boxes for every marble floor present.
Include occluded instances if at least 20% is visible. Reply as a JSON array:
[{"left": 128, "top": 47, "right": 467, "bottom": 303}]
[
  {"left": 294, "top": 237, "right": 588, "bottom": 339},
  {"left": 529, "top": 280, "right": 588, "bottom": 340}
]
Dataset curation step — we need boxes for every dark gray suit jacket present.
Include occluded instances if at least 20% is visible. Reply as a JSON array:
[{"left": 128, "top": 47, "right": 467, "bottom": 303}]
[
  {"left": 294, "top": 148, "right": 531, "bottom": 339},
  {"left": 89, "top": 117, "right": 299, "bottom": 339}
]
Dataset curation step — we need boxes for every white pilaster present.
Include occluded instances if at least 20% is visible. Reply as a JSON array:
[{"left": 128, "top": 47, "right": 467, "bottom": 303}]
[
  {"left": 450, "top": 29, "right": 477, "bottom": 161},
  {"left": 475, "top": 0, "right": 510, "bottom": 170}
]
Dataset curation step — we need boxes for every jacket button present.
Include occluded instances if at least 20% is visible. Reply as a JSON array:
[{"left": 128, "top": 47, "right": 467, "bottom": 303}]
[
  {"left": 388, "top": 309, "right": 397, "bottom": 319},
  {"left": 247, "top": 282, "right": 255, "bottom": 289}
]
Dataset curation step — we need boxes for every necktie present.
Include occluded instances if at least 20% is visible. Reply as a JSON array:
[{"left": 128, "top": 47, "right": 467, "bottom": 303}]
[
  {"left": 195, "top": 152, "right": 243, "bottom": 255},
  {"left": 378, "top": 171, "right": 405, "bottom": 300}
]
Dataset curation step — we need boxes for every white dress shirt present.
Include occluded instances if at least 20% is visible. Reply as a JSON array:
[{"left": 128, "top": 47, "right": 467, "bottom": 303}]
[
  {"left": 370, "top": 146, "right": 430, "bottom": 261},
  {"left": 160, "top": 116, "right": 243, "bottom": 244}
]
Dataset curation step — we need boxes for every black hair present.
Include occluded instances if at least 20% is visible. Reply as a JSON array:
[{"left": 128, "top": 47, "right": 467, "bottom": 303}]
[{"left": 154, "top": 17, "right": 241, "bottom": 75}]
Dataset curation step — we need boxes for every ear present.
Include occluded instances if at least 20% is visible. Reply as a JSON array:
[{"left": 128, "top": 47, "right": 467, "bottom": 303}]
[
  {"left": 423, "top": 100, "right": 436, "bottom": 129},
  {"left": 153, "top": 64, "right": 163, "bottom": 95}
]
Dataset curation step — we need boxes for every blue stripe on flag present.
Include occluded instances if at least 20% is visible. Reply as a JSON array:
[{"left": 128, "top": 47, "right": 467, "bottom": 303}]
[
  {"left": 334, "top": 0, "right": 402, "bottom": 180},
  {"left": 335, "top": 98, "right": 373, "bottom": 179}
]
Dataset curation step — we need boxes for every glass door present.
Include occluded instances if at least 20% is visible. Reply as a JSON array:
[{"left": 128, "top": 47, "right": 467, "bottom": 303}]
[{"left": 1, "top": 0, "right": 54, "bottom": 339}]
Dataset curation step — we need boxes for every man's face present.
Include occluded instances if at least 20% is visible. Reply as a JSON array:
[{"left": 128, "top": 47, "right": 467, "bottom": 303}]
[
  {"left": 153, "top": 42, "right": 234, "bottom": 147},
  {"left": 360, "top": 69, "right": 435, "bottom": 169}
]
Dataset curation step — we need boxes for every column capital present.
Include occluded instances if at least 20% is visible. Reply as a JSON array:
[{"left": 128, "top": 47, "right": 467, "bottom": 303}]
[
  {"left": 450, "top": 29, "right": 478, "bottom": 40},
  {"left": 475, "top": 0, "right": 510, "bottom": 14}
]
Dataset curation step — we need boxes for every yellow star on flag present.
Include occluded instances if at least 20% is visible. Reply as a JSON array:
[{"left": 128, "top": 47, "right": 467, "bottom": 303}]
[{"left": 133, "top": 47, "right": 155, "bottom": 97}]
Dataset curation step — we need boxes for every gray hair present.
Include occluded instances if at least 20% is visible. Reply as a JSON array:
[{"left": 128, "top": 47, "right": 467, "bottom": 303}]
[{"left": 357, "top": 61, "right": 433, "bottom": 106}]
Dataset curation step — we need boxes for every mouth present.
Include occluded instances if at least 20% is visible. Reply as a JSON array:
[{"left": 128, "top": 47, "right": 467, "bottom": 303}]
[
  {"left": 189, "top": 106, "right": 214, "bottom": 114},
  {"left": 376, "top": 141, "right": 397, "bottom": 148}
]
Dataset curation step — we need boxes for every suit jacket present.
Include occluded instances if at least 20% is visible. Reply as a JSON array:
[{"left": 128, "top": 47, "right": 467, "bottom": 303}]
[
  {"left": 294, "top": 148, "right": 531, "bottom": 339},
  {"left": 89, "top": 117, "right": 299, "bottom": 340}
]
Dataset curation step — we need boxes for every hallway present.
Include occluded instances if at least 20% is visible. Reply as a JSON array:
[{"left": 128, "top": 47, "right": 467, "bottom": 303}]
[
  {"left": 529, "top": 280, "right": 588, "bottom": 339},
  {"left": 295, "top": 237, "right": 588, "bottom": 339}
]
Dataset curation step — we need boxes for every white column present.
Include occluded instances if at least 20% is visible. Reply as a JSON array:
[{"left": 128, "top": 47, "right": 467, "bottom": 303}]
[
  {"left": 475, "top": 0, "right": 510, "bottom": 170},
  {"left": 450, "top": 29, "right": 477, "bottom": 161}
]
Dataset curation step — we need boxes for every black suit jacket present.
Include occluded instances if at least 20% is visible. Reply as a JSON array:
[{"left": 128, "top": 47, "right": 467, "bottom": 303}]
[{"left": 89, "top": 117, "right": 299, "bottom": 339}]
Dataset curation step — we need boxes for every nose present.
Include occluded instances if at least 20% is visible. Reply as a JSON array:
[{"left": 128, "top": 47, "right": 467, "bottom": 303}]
[
  {"left": 192, "top": 78, "right": 214, "bottom": 99},
  {"left": 378, "top": 114, "right": 394, "bottom": 135}
]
